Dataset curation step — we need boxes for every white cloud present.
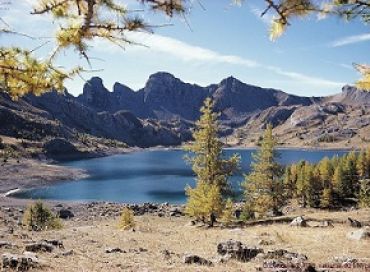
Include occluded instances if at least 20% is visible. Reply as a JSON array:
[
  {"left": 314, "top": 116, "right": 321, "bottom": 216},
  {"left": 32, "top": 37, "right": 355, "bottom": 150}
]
[
  {"left": 124, "top": 32, "right": 259, "bottom": 67},
  {"left": 93, "top": 32, "right": 344, "bottom": 90},
  {"left": 266, "top": 66, "right": 345, "bottom": 88},
  {"left": 330, "top": 33, "right": 370, "bottom": 47}
]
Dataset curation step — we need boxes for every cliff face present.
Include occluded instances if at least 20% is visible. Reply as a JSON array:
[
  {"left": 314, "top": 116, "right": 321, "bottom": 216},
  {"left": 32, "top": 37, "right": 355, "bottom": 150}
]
[{"left": 1, "top": 73, "right": 369, "bottom": 148}]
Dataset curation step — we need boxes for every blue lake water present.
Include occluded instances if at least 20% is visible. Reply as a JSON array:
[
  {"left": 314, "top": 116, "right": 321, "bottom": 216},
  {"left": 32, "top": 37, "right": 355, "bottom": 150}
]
[{"left": 12, "top": 149, "right": 351, "bottom": 204}]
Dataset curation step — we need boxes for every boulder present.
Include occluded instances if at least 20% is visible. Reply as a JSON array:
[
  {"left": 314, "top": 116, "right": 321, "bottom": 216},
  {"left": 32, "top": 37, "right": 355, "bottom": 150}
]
[
  {"left": 183, "top": 254, "right": 213, "bottom": 266},
  {"left": 290, "top": 216, "right": 307, "bottom": 227},
  {"left": 25, "top": 242, "right": 54, "bottom": 253},
  {"left": 57, "top": 209, "right": 74, "bottom": 219},
  {"left": 0, "top": 241, "right": 15, "bottom": 249},
  {"left": 217, "top": 240, "right": 263, "bottom": 262},
  {"left": 347, "top": 227, "right": 370, "bottom": 240},
  {"left": 2, "top": 252, "right": 40, "bottom": 270},
  {"left": 105, "top": 248, "right": 124, "bottom": 253}
]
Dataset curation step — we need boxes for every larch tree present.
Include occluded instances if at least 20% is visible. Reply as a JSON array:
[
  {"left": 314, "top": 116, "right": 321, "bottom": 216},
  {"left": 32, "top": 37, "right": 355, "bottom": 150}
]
[
  {"left": 243, "top": 124, "right": 283, "bottom": 217},
  {"left": 185, "top": 97, "right": 239, "bottom": 225}
]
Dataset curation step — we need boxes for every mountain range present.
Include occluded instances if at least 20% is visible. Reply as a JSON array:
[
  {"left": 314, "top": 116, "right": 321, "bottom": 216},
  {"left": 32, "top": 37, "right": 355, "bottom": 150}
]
[{"left": 1, "top": 72, "right": 370, "bottom": 148}]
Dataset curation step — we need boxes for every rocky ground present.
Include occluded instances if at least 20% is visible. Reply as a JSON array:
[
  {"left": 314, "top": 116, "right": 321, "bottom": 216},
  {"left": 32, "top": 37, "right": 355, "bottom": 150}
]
[{"left": 0, "top": 202, "right": 369, "bottom": 271}]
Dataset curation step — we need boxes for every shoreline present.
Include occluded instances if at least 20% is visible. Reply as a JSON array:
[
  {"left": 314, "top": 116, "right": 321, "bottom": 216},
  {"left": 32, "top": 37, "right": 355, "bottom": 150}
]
[{"left": 0, "top": 144, "right": 359, "bottom": 207}]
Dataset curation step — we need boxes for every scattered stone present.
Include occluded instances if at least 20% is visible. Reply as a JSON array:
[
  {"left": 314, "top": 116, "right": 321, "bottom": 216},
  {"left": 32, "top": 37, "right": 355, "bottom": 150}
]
[
  {"left": 347, "top": 217, "right": 362, "bottom": 228},
  {"left": 333, "top": 256, "right": 358, "bottom": 264},
  {"left": 43, "top": 240, "right": 64, "bottom": 249},
  {"left": 317, "top": 220, "right": 334, "bottom": 228},
  {"left": 257, "top": 249, "right": 308, "bottom": 263},
  {"left": 217, "top": 240, "right": 263, "bottom": 262},
  {"left": 347, "top": 227, "right": 370, "bottom": 240},
  {"left": 25, "top": 241, "right": 54, "bottom": 253},
  {"left": 57, "top": 209, "right": 74, "bottom": 219},
  {"left": 105, "top": 247, "right": 124, "bottom": 253},
  {"left": 290, "top": 216, "right": 307, "bottom": 227},
  {"left": 161, "top": 249, "right": 175, "bottom": 260},
  {"left": 60, "top": 250, "right": 74, "bottom": 257},
  {"left": 183, "top": 254, "right": 213, "bottom": 266},
  {"left": 258, "top": 239, "right": 274, "bottom": 246},
  {"left": 2, "top": 252, "right": 40, "bottom": 270},
  {"left": 0, "top": 241, "right": 16, "bottom": 249}
]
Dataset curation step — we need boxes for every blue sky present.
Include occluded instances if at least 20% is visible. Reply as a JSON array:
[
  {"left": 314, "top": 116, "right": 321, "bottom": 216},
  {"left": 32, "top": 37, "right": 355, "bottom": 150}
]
[{"left": 1, "top": 0, "right": 369, "bottom": 97}]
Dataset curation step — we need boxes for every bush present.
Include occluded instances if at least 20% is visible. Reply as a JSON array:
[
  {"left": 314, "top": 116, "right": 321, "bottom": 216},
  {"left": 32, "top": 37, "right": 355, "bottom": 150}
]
[
  {"left": 23, "top": 201, "right": 62, "bottom": 231},
  {"left": 240, "top": 203, "right": 254, "bottom": 222},
  {"left": 118, "top": 207, "right": 135, "bottom": 230}
]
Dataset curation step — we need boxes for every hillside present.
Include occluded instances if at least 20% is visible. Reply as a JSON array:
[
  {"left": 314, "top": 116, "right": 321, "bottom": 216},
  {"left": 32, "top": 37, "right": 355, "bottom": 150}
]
[{"left": 1, "top": 72, "right": 370, "bottom": 153}]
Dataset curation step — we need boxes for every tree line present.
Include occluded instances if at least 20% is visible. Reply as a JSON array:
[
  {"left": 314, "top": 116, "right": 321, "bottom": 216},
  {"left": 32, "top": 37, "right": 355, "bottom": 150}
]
[{"left": 185, "top": 98, "right": 370, "bottom": 225}]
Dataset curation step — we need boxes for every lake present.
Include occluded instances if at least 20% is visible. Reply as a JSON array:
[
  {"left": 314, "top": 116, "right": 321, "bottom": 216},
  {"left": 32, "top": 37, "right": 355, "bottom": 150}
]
[{"left": 12, "top": 149, "right": 351, "bottom": 203}]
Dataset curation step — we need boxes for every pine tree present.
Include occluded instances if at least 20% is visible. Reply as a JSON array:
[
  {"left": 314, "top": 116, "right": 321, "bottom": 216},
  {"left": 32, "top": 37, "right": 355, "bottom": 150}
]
[
  {"left": 296, "top": 162, "right": 307, "bottom": 207},
  {"left": 332, "top": 163, "right": 345, "bottom": 201},
  {"left": 320, "top": 187, "right": 333, "bottom": 209},
  {"left": 359, "top": 179, "right": 370, "bottom": 208},
  {"left": 318, "top": 157, "right": 333, "bottom": 189},
  {"left": 118, "top": 207, "right": 135, "bottom": 230},
  {"left": 303, "top": 163, "right": 317, "bottom": 207},
  {"left": 343, "top": 152, "right": 358, "bottom": 197},
  {"left": 184, "top": 98, "right": 239, "bottom": 225},
  {"left": 23, "top": 201, "right": 62, "bottom": 231},
  {"left": 357, "top": 151, "right": 368, "bottom": 179},
  {"left": 244, "top": 124, "right": 283, "bottom": 216},
  {"left": 185, "top": 182, "right": 223, "bottom": 225},
  {"left": 220, "top": 198, "right": 234, "bottom": 226}
]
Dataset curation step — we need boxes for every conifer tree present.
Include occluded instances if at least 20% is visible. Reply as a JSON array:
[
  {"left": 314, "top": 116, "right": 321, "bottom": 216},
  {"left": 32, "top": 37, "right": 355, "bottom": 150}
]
[
  {"left": 320, "top": 187, "right": 333, "bottom": 209},
  {"left": 343, "top": 152, "right": 358, "bottom": 197},
  {"left": 118, "top": 207, "right": 135, "bottom": 230},
  {"left": 244, "top": 124, "right": 283, "bottom": 216},
  {"left": 332, "top": 163, "right": 345, "bottom": 201},
  {"left": 303, "top": 163, "right": 317, "bottom": 207},
  {"left": 220, "top": 198, "right": 234, "bottom": 226},
  {"left": 357, "top": 151, "right": 368, "bottom": 179},
  {"left": 359, "top": 179, "right": 370, "bottom": 208},
  {"left": 185, "top": 98, "right": 239, "bottom": 224}
]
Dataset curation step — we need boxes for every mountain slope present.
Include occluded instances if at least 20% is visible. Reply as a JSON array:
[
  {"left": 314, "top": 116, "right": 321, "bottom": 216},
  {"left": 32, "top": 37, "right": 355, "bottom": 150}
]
[{"left": 1, "top": 72, "right": 370, "bottom": 149}]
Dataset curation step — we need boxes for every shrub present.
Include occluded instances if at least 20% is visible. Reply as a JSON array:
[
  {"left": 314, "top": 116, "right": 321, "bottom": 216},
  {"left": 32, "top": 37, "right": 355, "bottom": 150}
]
[
  {"left": 23, "top": 201, "right": 62, "bottom": 231},
  {"left": 118, "top": 207, "right": 135, "bottom": 230}
]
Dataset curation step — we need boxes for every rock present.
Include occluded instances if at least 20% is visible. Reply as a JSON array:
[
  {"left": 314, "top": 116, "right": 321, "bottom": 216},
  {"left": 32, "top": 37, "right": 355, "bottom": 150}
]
[
  {"left": 57, "top": 209, "right": 75, "bottom": 219},
  {"left": 44, "top": 138, "right": 79, "bottom": 155},
  {"left": 43, "top": 240, "right": 64, "bottom": 249},
  {"left": 183, "top": 254, "right": 213, "bottom": 266},
  {"left": 333, "top": 256, "right": 358, "bottom": 264},
  {"left": 258, "top": 249, "right": 308, "bottom": 263},
  {"left": 25, "top": 242, "right": 54, "bottom": 253},
  {"left": 0, "top": 241, "right": 15, "bottom": 249},
  {"left": 317, "top": 220, "right": 334, "bottom": 228},
  {"left": 105, "top": 247, "right": 124, "bottom": 253},
  {"left": 2, "top": 252, "right": 40, "bottom": 270},
  {"left": 217, "top": 240, "right": 263, "bottom": 262},
  {"left": 347, "top": 217, "right": 362, "bottom": 228},
  {"left": 290, "top": 216, "right": 307, "bottom": 227},
  {"left": 347, "top": 227, "right": 370, "bottom": 240},
  {"left": 258, "top": 239, "right": 274, "bottom": 246}
]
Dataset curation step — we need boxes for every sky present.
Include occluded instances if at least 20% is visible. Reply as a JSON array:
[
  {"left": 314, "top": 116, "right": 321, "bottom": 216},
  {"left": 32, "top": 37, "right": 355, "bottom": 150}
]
[{"left": 1, "top": 0, "right": 370, "bottom": 97}]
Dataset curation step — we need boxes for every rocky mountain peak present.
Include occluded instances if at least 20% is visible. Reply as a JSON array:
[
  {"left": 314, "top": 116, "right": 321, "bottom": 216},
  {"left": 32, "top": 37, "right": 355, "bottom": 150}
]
[{"left": 113, "top": 82, "right": 134, "bottom": 95}]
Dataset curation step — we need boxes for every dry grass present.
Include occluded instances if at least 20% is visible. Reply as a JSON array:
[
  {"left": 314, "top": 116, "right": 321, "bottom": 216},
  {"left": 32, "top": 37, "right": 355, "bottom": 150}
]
[{"left": 1, "top": 209, "right": 369, "bottom": 271}]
